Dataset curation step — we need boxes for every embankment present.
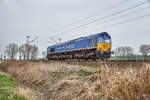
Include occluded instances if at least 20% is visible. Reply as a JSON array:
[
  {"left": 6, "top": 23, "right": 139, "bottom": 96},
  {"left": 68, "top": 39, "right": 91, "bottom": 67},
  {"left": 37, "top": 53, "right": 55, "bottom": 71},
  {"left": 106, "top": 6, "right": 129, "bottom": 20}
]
[{"left": 0, "top": 61, "right": 150, "bottom": 100}]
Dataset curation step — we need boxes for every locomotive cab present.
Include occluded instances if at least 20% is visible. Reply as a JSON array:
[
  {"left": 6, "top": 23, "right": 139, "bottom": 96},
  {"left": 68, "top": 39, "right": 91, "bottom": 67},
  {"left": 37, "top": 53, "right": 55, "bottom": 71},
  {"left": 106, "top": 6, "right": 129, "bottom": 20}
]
[
  {"left": 96, "top": 33, "right": 112, "bottom": 59},
  {"left": 97, "top": 38, "right": 112, "bottom": 52}
]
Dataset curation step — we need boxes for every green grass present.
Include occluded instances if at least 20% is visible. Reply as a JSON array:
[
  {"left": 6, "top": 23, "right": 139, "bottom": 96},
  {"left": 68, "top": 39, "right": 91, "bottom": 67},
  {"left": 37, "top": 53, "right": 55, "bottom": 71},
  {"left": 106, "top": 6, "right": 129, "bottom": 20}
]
[{"left": 0, "top": 74, "right": 26, "bottom": 100}]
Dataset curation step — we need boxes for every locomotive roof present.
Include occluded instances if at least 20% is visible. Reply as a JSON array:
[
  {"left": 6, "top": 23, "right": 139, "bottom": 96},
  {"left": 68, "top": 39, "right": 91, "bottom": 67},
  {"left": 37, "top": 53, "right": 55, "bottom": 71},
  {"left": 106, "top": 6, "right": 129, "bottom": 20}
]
[{"left": 48, "top": 32, "right": 109, "bottom": 48}]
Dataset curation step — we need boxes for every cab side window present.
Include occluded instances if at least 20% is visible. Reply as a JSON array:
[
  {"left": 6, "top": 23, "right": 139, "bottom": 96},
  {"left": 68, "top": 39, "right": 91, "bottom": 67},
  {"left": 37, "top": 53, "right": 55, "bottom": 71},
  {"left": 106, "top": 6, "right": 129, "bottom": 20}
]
[
  {"left": 91, "top": 38, "right": 96, "bottom": 44},
  {"left": 98, "top": 38, "right": 104, "bottom": 43},
  {"left": 50, "top": 48, "right": 55, "bottom": 52},
  {"left": 91, "top": 38, "right": 96, "bottom": 47}
]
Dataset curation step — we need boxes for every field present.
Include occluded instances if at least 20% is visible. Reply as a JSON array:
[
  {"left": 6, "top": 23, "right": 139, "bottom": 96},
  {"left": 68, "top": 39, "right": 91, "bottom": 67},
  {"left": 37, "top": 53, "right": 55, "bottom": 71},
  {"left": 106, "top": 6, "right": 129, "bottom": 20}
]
[
  {"left": 0, "top": 73, "right": 26, "bottom": 100},
  {"left": 0, "top": 60, "right": 150, "bottom": 100}
]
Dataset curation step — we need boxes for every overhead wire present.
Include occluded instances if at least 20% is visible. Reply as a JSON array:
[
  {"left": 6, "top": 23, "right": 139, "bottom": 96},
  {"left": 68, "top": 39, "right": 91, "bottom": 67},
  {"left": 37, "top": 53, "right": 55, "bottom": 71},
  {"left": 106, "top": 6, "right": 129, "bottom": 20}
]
[
  {"left": 53, "top": 0, "right": 129, "bottom": 31},
  {"left": 51, "top": 0, "right": 130, "bottom": 37},
  {"left": 55, "top": 0, "right": 148, "bottom": 37},
  {"left": 88, "top": 13, "right": 150, "bottom": 33},
  {"left": 46, "top": 0, "right": 150, "bottom": 47},
  {"left": 47, "top": 0, "right": 130, "bottom": 43},
  {"left": 65, "top": 12, "right": 150, "bottom": 40},
  {"left": 79, "top": 5, "right": 150, "bottom": 34},
  {"left": 68, "top": 0, "right": 129, "bottom": 23},
  {"left": 48, "top": 0, "right": 129, "bottom": 37},
  {"left": 67, "top": 5, "right": 150, "bottom": 38}
]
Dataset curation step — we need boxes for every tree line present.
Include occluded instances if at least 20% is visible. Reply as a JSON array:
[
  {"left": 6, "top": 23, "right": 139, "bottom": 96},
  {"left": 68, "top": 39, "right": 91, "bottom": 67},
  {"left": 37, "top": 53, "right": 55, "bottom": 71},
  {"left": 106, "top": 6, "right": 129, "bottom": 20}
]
[
  {"left": 1, "top": 44, "right": 150, "bottom": 60},
  {"left": 115, "top": 45, "right": 150, "bottom": 56},
  {"left": 2, "top": 43, "right": 39, "bottom": 60}
]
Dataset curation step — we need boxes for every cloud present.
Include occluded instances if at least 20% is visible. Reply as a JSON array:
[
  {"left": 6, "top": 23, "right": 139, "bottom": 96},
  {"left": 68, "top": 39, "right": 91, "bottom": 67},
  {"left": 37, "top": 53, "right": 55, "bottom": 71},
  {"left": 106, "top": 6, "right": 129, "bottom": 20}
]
[{"left": 0, "top": 0, "right": 150, "bottom": 55}]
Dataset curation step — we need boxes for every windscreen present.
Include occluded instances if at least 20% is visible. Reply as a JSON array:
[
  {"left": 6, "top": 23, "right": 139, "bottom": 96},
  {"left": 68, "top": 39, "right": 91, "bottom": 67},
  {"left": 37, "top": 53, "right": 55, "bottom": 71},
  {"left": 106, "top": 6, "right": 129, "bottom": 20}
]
[
  {"left": 104, "top": 38, "right": 111, "bottom": 43},
  {"left": 98, "top": 38, "right": 111, "bottom": 43}
]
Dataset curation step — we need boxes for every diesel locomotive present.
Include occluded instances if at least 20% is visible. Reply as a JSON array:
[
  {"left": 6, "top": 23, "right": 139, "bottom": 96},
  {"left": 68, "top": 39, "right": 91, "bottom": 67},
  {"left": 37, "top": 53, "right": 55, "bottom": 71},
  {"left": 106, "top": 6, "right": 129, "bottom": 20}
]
[{"left": 47, "top": 32, "right": 112, "bottom": 60}]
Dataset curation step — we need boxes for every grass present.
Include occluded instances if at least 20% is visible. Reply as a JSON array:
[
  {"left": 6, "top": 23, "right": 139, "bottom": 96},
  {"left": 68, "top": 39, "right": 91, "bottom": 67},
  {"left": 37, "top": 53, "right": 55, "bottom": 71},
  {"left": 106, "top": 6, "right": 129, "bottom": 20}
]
[
  {"left": 1, "top": 61, "right": 150, "bottom": 100},
  {"left": 0, "top": 74, "right": 26, "bottom": 100},
  {"left": 47, "top": 68, "right": 93, "bottom": 82}
]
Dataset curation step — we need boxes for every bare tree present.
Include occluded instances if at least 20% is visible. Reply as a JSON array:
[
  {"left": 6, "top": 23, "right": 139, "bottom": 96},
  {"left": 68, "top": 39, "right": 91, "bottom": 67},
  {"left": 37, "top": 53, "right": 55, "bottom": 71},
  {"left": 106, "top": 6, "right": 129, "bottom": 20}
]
[
  {"left": 115, "top": 46, "right": 134, "bottom": 56},
  {"left": 42, "top": 51, "right": 48, "bottom": 60},
  {"left": 0, "top": 54, "right": 2, "bottom": 60},
  {"left": 5, "top": 43, "right": 18, "bottom": 60},
  {"left": 19, "top": 44, "right": 39, "bottom": 60},
  {"left": 139, "top": 45, "right": 150, "bottom": 56},
  {"left": 42, "top": 51, "right": 47, "bottom": 58},
  {"left": 20, "top": 44, "right": 27, "bottom": 60},
  {"left": 4, "top": 51, "right": 6, "bottom": 60},
  {"left": 19, "top": 47, "right": 22, "bottom": 60},
  {"left": 30, "top": 44, "right": 39, "bottom": 60}
]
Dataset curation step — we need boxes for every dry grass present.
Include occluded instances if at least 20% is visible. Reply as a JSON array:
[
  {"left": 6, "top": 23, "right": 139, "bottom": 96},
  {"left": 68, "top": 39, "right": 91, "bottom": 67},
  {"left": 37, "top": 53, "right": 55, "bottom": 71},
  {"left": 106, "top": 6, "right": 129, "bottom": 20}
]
[
  {"left": 78, "top": 66, "right": 150, "bottom": 100},
  {"left": 0, "top": 61, "right": 150, "bottom": 100},
  {"left": 15, "top": 87, "right": 38, "bottom": 100}
]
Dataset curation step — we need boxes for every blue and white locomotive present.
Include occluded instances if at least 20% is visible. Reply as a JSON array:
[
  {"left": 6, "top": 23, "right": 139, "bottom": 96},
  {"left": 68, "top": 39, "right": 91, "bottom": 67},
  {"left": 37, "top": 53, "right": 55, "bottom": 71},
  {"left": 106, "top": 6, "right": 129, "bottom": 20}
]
[{"left": 47, "top": 32, "right": 112, "bottom": 60}]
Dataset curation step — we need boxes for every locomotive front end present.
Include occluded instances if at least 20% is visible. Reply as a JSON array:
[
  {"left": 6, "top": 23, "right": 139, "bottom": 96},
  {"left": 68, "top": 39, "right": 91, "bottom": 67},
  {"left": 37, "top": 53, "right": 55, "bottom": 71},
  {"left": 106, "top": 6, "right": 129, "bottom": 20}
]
[{"left": 96, "top": 33, "right": 112, "bottom": 59}]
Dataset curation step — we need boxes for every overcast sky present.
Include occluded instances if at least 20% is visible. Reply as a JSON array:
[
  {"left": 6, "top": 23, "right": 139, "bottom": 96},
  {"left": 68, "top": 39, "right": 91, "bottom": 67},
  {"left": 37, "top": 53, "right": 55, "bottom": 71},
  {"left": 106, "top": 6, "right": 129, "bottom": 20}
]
[{"left": 0, "top": 0, "right": 150, "bottom": 56}]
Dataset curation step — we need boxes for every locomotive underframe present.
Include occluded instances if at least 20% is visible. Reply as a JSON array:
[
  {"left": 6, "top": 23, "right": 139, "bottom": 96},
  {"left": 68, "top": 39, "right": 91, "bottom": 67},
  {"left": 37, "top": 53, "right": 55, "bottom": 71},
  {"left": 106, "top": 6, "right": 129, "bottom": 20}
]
[{"left": 47, "top": 48, "right": 111, "bottom": 60}]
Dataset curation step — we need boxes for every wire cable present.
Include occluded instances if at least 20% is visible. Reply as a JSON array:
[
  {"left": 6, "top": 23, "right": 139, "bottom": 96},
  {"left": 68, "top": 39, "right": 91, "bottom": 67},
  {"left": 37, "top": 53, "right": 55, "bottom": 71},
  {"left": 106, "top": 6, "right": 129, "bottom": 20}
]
[
  {"left": 65, "top": 12, "right": 150, "bottom": 40},
  {"left": 80, "top": 6, "right": 150, "bottom": 33},
  {"left": 59, "top": 0, "right": 129, "bottom": 28},
  {"left": 49, "top": 0, "right": 129, "bottom": 37},
  {"left": 87, "top": 13, "right": 150, "bottom": 34},
  {"left": 56, "top": 0, "right": 148, "bottom": 37}
]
